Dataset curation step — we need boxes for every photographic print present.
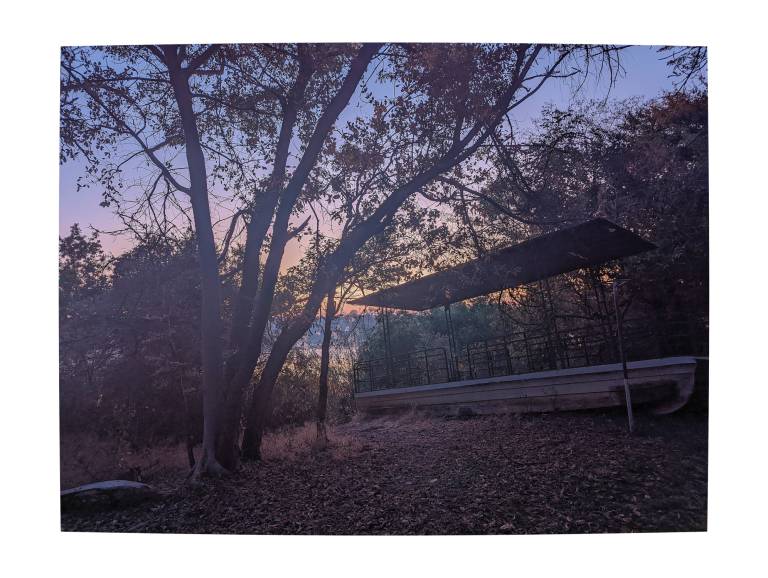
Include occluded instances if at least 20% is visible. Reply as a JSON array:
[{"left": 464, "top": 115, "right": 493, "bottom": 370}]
[{"left": 59, "top": 42, "right": 708, "bottom": 535}]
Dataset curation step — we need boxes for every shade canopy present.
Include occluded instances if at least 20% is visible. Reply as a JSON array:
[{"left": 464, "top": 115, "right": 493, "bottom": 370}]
[{"left": 349, "top": 218, "right": 656, "bottom": 311}]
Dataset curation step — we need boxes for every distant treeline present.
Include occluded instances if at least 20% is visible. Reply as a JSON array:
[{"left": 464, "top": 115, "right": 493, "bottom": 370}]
[{"left": 60, "top": 91, "right": 707, "bottom": 452}]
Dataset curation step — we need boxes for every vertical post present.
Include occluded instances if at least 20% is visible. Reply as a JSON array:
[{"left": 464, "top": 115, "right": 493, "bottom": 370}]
[
  {"left": 582, "top": 330, "right": 591, "bottom": 366},
  {"left": 382, "top": 307, "right": 394, "bottom": 388},
  {"left": 424, "top": 349, "right": 431, "bottom": 384},
  {"left": 544, "top": 278, "right": 566, "bottom": 368},
  {"left": 612, "top": 281, "right": 635, "bottom": 433},
  {"left": 503, "top": 335, "right": 513, "bottom": 375},
  {"left": 539, "top": 281, "right": 557, "bottom": 370},
  {"left": 484, "top": 340, "right": 493, "bottom": 377},
  {"left": 466, "top": 345, "right": 474, "bottom": 379},
  {"left": 368, "top": 360, "right": 374, "bottom": 391},
  {"left": 523, "top": 331, "right": 533, "bottom": 372},
  {"left": 591, "top": 268, "right": 615, "bottom": 363},
  {"left": 444, "top": 304, "right": 458, "bottom": 380}
]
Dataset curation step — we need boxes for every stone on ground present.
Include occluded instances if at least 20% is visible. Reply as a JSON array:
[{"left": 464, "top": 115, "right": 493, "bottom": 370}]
[{"left": 61, "top": 480, "right": 159, "bottom": 511}]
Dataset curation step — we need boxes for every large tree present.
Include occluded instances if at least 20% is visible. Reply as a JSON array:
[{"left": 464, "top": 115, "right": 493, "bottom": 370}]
[{"left": 62, "top": 43, "right": 623, "bottom": 471}]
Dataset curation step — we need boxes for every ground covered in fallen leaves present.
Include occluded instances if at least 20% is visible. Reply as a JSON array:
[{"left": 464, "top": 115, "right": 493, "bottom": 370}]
[{"left": 61, "top": 408, "right": 708, "bottom": 534}]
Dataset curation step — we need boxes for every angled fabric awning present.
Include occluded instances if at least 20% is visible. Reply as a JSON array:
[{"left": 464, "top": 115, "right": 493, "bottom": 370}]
[{"left": 349, "top": 218, "right": 656, "bottom": 311}]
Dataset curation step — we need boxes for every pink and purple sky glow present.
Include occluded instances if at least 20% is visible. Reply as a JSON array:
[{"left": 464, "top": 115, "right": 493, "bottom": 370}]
[{"left": 59, "top": 45, "right": 692, "bottom": 269}]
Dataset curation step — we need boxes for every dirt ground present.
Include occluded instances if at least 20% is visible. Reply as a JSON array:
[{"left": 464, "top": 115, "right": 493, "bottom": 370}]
[{"left": 61, "top": 408, "right": 708, "bottom": 534}]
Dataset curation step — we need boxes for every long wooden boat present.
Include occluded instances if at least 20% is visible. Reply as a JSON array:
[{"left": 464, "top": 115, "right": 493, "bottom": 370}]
[{"left": 354, "top": 356, "right": 701, "bottom": 417}]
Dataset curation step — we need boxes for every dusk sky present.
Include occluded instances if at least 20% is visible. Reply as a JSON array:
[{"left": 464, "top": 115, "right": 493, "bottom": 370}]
[{"left": 59, "top": 45, "right": 687, "bottom": 267}]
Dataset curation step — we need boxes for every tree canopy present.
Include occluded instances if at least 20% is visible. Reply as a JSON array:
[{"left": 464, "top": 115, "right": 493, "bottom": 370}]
[{"left": 60, "top": 43, "right": 706, "bottom": 476}]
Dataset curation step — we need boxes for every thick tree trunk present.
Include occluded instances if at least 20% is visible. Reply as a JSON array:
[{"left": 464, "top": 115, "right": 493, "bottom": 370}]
[
  {"left": 209, "top": 46, "right": 318, "bottom": 472},
  {"left": 215, "top": 204, "right": 274, "bottom": 470},
  {"left": 240, "top": 273, "right": 338, "bottom": 460},
  {"left": 240, "top": 161, "right": 495, "bottom": 459},
  {"left": 239, "top": 166, "right": 478, "bottom": 459},
  {"left": 316, "top": 288, "right": 336, "bottom": 446},
  {"left": 239, "top": 314, "right": 313, "bottom": 460},
  {"left": 233, "top": 45, "right": 384, "bottom": 459},
  {"left": 239, "top": 45, "right": 546, "bottom": 461},
  {"left": 164, "top": 46, "right": 226, "bottom": 477}
]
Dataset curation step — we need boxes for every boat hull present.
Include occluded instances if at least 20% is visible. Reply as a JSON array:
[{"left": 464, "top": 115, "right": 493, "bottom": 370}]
[{"left": 354, "top": 356, "right": 699, "bottom": 417}]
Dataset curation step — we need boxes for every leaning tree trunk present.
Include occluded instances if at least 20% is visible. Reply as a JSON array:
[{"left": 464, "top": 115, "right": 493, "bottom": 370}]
[
  {"left": 240, "top": 277, "right": 338, "bottom": 461},
  {"left": 239, "top": 172, "right": 457, "bottom": 460},
  {"left": 228, "top": 45, "right": 385, "bottom": 462},
  {"left": 215, "top": 52, "right": 315, "bottom": 470},
  {"left": 240, "top": 261, "right": 347, "bottom": 461},
  {"left": 238, "top": 45, "right": 547, "bottom": 460},
  {"left": 214, "top": 204, "right": 275, "bottom": 471},
  {"left": 240, "top": 320, "right": 309, "bottom": 461},
  {"left": 316, "top": 288, "right": 337, "bottom": 446}
]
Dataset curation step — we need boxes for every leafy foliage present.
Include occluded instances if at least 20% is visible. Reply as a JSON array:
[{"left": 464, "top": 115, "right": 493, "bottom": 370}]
[{"left": 60, "top": 43, "right": 707, "bottom": 472}]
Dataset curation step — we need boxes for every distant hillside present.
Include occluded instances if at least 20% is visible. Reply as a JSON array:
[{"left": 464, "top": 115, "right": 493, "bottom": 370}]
[{"left": 302, "top": 313, "right": 378, "bottom": 348}]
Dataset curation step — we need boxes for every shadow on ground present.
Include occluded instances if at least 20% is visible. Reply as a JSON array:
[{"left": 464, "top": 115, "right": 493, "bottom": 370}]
[{"left": 61, "top": 408, "right": 708, "bottom": 534}]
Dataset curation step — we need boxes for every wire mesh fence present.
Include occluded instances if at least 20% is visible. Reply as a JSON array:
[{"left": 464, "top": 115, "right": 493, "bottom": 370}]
[{"left": 353, "top": 318, "right": 706, "bottom": 393}]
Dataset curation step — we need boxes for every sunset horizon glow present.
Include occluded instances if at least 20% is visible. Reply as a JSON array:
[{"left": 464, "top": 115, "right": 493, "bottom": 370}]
[{"left": 60, "top": 45, "right": 697, "bottom": 275}]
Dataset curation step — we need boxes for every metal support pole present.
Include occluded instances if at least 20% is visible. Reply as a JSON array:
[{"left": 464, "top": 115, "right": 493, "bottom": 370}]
[
  {"left": 523, "top": 331, "right": 533, "bottom": 371},
  {"left": 368, "top": 360, "right": 374, "bottom": 391},
  {"left": 545, "top": 278, "right": 566, "bottom": 368},
  {"left": 484, "top": 340, "right": 493, "bottom": 377},
  {"left": 381, "top": 308, "right": 394, "bottom": 388},
  {"left": 539, "top": 281, "right": 557, "bottom": 370},
  {"left": 467, "top": 346, "right": 474, "bottom": 379},
  {"left": 444, "top": 304, "right": 458, "bottom": 379},
  {"left": 612, "top": 280, "right": 635, "bottom": 433},
  {"left": 503, "top": 335, "right": 513, "bottom": 374}
]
